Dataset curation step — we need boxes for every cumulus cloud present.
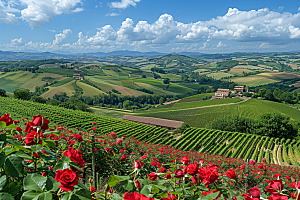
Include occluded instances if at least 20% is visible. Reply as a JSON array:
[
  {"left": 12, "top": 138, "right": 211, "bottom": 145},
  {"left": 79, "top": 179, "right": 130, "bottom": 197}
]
[
  {"left": 19, "top": 0, "right": 83, "bottom": 28},
  {"left": 106, "top": 12, "right": 120, "bottom": 16},
  {"left": 0, "top": 0, "right": 19, "bottom": 24},
  {"left": 216, "top": 41, "right": 227, "bottom": 48},
  {"left": 53, "top": 29, "right": 72, "bottom": 45},
  {"left": 72, "top": 7, "right": 84, "bottom": 13},
  {"left": 110, "top": 0, "right": 140, "bottom": 9}
]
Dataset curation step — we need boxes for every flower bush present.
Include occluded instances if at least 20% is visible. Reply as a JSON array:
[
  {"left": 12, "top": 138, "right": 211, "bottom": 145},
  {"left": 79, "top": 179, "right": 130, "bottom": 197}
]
[{"left": 0, "top": 113, "right": 300, "bottom": 200}]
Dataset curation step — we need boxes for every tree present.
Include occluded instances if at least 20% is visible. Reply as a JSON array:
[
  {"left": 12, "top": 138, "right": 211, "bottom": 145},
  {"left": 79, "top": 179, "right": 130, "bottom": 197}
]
[
  {"left": 123, "top": 100, "right": 133, "bottom": 110},
  {"left": 30, "top": 96, "right": 47, "bottom": 104},
  {"left": 159, "top": 97, "right": 165, "bottom": 105},
  {"left": 13, "top": 89, "right": 31, "bottom": 100},
  {"left": 264, "top": 89, "right": 274, "bottom": 100},
  {"left": 0, "top": 89, "right": 6, "bottom": 97},
  {"left": 273, "top": 88, "right": 282, "bottom": 101},
  {"left": 163, "top": 78, "right": 170, "bottom": 84}
]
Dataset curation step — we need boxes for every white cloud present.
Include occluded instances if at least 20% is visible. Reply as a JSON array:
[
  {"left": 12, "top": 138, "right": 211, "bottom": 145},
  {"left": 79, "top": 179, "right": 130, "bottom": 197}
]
[
  {"left": 53, "top": 29, "right": 72, "bottom": 45},
  {"left": 216, "top": 41, "right": 227, "bottom": 48},
  {"left": 106, "top": 12, "right": 120, "bottom": 16},
  {"left": 72, "top": 7, "right": 84, "bottom": 13},
  {"left": 110, "top": 0, "right": 140, "bottom": 9},
  {"left": 0, "top": 0, "right": 19, "bottom": 25},
  {"left": 19, "top": 0, "right": 83, "bottom": 28},
  {"left": 298, "top": 7, "right": 300, "bottom": 11}
]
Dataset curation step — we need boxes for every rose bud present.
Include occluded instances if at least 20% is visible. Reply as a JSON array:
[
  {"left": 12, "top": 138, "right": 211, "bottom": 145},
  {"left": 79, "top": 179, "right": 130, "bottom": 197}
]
[{"left": 135, "top": 180, "right": 141, "bottom": 189}]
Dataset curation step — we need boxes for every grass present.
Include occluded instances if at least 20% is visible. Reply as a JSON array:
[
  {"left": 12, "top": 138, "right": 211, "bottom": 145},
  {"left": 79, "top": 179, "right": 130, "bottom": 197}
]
[
  {"left": 133, "top": 79, "right": 195, "bottom": 94},
  {"left": 137, "top": 99, "right": 300, "bottom": 128},
  {"left": 102, "top": 69, "right": 118, "bottom": 76},
  {"left": 91, "top": 107, "right": 128, "bottom": 118},
  {"left": 228, "top": 75, "right": 278, "bottom": 87},
  {"left": 120, "top": 79, "right": 139, "bottom": 89},
  {"left": 159, "top": 73, "right": 182, "bottom": 81},
  {"left": 134, "top": 82, "right": 178, "bottom": 95},
  {"left": 76, "top": 81, "right": 106, "bottom": 97},
  {"left": 51, "top": 77, "right": 74, "bottom": 87},
  {"left": 207, "top": 72, "right": 234, "bottom": 79},
  {"left": 179, "top": 83, "right": 209, "bottom": 90}
]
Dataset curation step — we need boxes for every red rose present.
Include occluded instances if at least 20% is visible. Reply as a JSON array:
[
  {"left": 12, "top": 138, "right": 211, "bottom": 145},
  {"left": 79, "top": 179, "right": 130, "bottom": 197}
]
[
  {"left": 271, "top": 193, "right": 288, "bottom": 200},
  {"left": 247, "top": 187, "right": 261, "bottom": 199},
  {"left": 74, "top": 134, "right": 83, "bottom": 142},
  {"left": 135, "top": 180, "right": 141, "bottom": 189},
  {"left": 266, "top": 179, "right": 283, "bottom": 194},
  {"left": 249, "top": 159, "right": 256, "bottom": 165},
  {"left": 24, "top": 130, "right": 43, "bottom": 146},
  {"left": 25, "top": 115, "right": 49, "bottom": 132},
  {"left": 63, "top": 147, "right": 85, "bottom": 170},
  {"left": 124, "top": 191, "right": 154, "bottom": 200},
  {"left": 54, "top": 168, "right": 79, "bottom": 191},
  {"left": 0, "top": 113, "right": 13, "bottom": 126},
  {"left": 151, "top": 161, "right": 156, "bottom": 166},
  {"left": 121, "top": 154, "right": 126, "bottom": 161},
  {"left": 182, "top": 156, "right": 189, "bottom": 165},
  {"left": 174, "top": 169, "right": 185, "bottom": 179},
  {"left": 162, "top": 194, "right": 177, "bottom": 200},
  {"left": 148, "top": 172, "right": 158, "bottom": 181},
  {"left": 186, "top": 164, "right": 199, "bottom": 176},
  {"left": 226, "top": 169, "right": 237, "bottom": 180},
  {"left": 134, "top": 160, "right": 145, "bottom": 169},
  {"left": 16, "top": 127, "right": 22, "bottom": 133},
  {"left": 198, "top": 165, "right": 219, "bottom": 186},
  {"left": 242, "top": 193, "right": 260, "bottom": 200},
  {"left": 90, "top": 186, "right": 96, "bottom": 193},
  {"left": 165, "top": 173, "right": 171, "bottom": 179}
]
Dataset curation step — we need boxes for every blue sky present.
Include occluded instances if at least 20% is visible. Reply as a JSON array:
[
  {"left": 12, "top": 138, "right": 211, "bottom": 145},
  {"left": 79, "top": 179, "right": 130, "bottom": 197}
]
[{"left": 0, "top": 0, "right": 300, "bottom": 53}]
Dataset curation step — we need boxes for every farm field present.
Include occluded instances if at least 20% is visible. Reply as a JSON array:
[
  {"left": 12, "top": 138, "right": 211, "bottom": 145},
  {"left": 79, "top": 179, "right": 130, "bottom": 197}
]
[
  {"left": 206, "top": 72, "right": 234, "bottom": 79},
  {"left": 229, "top": 68, "right": 253, "bottom": 74},
  {"left": 139, "top": 99, "right": 300, "bottom": 128},
  {"left": 228, "top": 75, "right": 278, "bottom": 86},
  {"left": 0, "top": 97, "right": 299, "bottom": 167},
  {"left": 76, "top": 81, "right": 106, "bottom": 97}
]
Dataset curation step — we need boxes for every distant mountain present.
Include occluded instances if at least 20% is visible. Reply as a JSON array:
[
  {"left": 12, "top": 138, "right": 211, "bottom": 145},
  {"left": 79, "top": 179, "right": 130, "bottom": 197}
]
[{"left": 85, "top": 50, "right": 168, "bottom": 57}]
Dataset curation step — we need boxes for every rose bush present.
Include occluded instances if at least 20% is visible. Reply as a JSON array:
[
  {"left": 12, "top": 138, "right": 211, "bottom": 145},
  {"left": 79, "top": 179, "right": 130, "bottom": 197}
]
[{"left": 0, "top": 113, "right": 300, "bottom": 200}]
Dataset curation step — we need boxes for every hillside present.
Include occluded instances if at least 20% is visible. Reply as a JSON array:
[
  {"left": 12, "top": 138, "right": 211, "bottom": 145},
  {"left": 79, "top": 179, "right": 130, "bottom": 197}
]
[
  {"left": 0, "top": 97, "right": 299, "bottom": 167},
  {"left": 138, "top": 99, "right": 300, "bottom": 128}
]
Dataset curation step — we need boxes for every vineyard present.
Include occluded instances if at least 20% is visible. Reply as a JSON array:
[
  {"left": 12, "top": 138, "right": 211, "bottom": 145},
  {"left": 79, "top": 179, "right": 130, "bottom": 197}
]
[{"left": 0, "top": 97, "right": 299, "bottom": 167}]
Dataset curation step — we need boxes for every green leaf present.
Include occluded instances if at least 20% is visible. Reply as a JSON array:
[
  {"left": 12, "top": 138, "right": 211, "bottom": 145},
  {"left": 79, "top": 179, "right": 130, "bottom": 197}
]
[
  {"left": 137, "top": 178, "right": 148, "bottom": 188},
  {"left": 24, "top": 173, "right": 47, "bottom": 192},
  {"left": 0, "top": 175, "right": 7, "bottom": 190},
  {"left": 70, "top": 189, "right": 92, "bottom": 200},
  {"left": 149, "top": 184, "right": 159, "bottom": 194},
  {"left": 202, "top": 192, "right": 220, "bottom": 200},
  {"left": 0, "top": 134, "right": 6, "bottom": 141},
  {"left": 21, "top": 190, "right": 43, "bottom": 200},
  {"left": 154, "top": 184, "right": 167, "bottom": 191},
  {"left": 38, "top": 191, "right": 52, "bottom": 200},
  {"left": 47, "top": 176, "right": 60, "bottom": 192},
  {"left": 62, "top": 192, "right": 71, "bottom": 200},
  {"left": 7, "top": 141, "right": 31, "bottom": 153},
  {"left": 117, "top": 176, "right": 130, "bottom": 181},
  {"left": 197, "top": 183, "right": 209, "bottom": 191},
  {"left": 236, "top": 196, "right": 244, "bottom": 200},
  {"left": 156, "top": 179, "right": 169, "bottom": 185},
  {"left": 123, "top": 180, "right": 134, "bottom": 191},
  {"left": 140, "top": 185, "right": 152, "bottom": 196},
  {"left": 0, "top": 121, "right": 6, "bottom": 128},
  {"left": 110, "top": 193, "right": 123, "bottom": 200},
  {"left": 15, "top": 151, "right": 32, "bottom": 160},
  {"left": 45, "top": 139, "right": 56, "bottom": 148},
  {"left": 5, "top": 154, "right": 23, "bottom": 177},
  {"left": 69, "top": 161, "right": 84, "bottom": 173},
  {"left": 3, "top": 181, "right": 21, "bottom": 195},
  {"left": 157, "top": 193, "right": 169, "bottom": 198},
  {"left": 54, "top": 156, "right": 71, "bottom": 171},
  {"left": 43, "top": 131, "right": 60, "bottom": 136},
  {"left": 30, "top": 145, "right": 43, "bottom": 153},
  {"left": 0, "top": 192, "right": 14, "bottom": 200},
  {"left": 6, "top": 124, "right": 15, "bottom": 129},
  {"left": 108, "top": 176, "right": 119, "bottom": 188},
  {"left": 0, "top": 154, "right": 6, "bottom": 167}
]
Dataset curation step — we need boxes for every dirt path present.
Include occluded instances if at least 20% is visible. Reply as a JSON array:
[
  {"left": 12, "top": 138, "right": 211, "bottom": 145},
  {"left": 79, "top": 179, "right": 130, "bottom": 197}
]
[
  {"left": 163, "top": 99, "right": 181, "bottom": 105},
  {"left": 273, "top": 145, "right": 278, "bottom": 164}
]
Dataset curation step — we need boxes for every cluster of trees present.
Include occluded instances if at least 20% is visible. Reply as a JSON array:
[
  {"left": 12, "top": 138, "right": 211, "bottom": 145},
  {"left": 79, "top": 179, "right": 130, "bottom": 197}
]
[
  {"left": 251, "top": 78, "right": 300, "bottom": 92},
  {"left": 253, "top": 87, "right": 300, "bottom": 104},
  {"left": 150, "top": 67, "right": 166, "bottom": 74},
  {"left": 77, "top": 93, "right": 177, "bottom": 110},
  {"left": 0, "top": 59, "right": 64, "bottom": 72},
  {"left": 207, "top": 113, "right": 299, "bottom": 139}
]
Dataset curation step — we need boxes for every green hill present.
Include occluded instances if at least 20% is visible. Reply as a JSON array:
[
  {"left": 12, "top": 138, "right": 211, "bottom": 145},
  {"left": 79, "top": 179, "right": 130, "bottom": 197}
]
[{"left": 138, "top": 99, "right": 300, "bottom": 128}]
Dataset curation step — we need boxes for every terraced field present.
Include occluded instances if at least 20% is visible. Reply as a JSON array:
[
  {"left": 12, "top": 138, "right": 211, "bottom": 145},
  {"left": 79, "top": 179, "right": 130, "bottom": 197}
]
[{"left": 0, "top": 97, "right": 299, "bottom": 166}]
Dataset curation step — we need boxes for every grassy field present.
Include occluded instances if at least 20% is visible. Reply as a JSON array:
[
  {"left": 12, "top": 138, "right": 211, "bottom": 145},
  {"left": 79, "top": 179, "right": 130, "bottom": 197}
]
[
  {"left": 138, "top": 99, "right": 300, "bottom": 128},
  {"left": 137, "top": 97, "right": 242, "bottom": 113},
  {"left": 206, "top": 72, "right": 234, "bottom": 79},
  {"left": 228, "top": 75, "right": 278, "bottom": 87},
  {"left": 229, "top": 68, "right": 253, "bottom": 74},
  {"left": 179, "top": 93, "right": 215, "bottom": 102},
  {"left": 133, "top": 79, "right": 195, "bottom": 94},
  {"left": 76, "top": 81, "right": 106, "bottom": 97}
]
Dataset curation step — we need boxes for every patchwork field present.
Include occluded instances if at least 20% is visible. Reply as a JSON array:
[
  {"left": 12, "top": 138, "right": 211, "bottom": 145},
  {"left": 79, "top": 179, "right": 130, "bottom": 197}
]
[
  {"left": 229, "top": 75, "right": 278, "bottom": 86},
  {"left": 76, "top": 81, "right": 106, "bottom": 97},
  {"left": 229, "top": 68, "right": 253, "bottom": 74},
  {"left": 206, "top": 72, "right": 234, "bottom": 79}
]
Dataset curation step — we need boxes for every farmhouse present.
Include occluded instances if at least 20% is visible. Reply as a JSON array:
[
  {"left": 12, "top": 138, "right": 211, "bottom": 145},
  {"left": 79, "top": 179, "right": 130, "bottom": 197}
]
[
  {"left": 213, "top": 88, "right": 230, "bottom": 99},
  {"left": 234, "top": 86, "right": 244, "bottom": 93},
  {"left": 121, "top": 115, "right": 184, "bottom": 130}
]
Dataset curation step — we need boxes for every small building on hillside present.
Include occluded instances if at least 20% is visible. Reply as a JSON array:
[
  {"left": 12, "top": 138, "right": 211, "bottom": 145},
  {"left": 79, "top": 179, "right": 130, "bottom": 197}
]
[
  {"left": 234, "top": 86, "right": 244, "bottom": 93},
  {"left": 213, "top": 89, "right": 231, "bottom": 99}
]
